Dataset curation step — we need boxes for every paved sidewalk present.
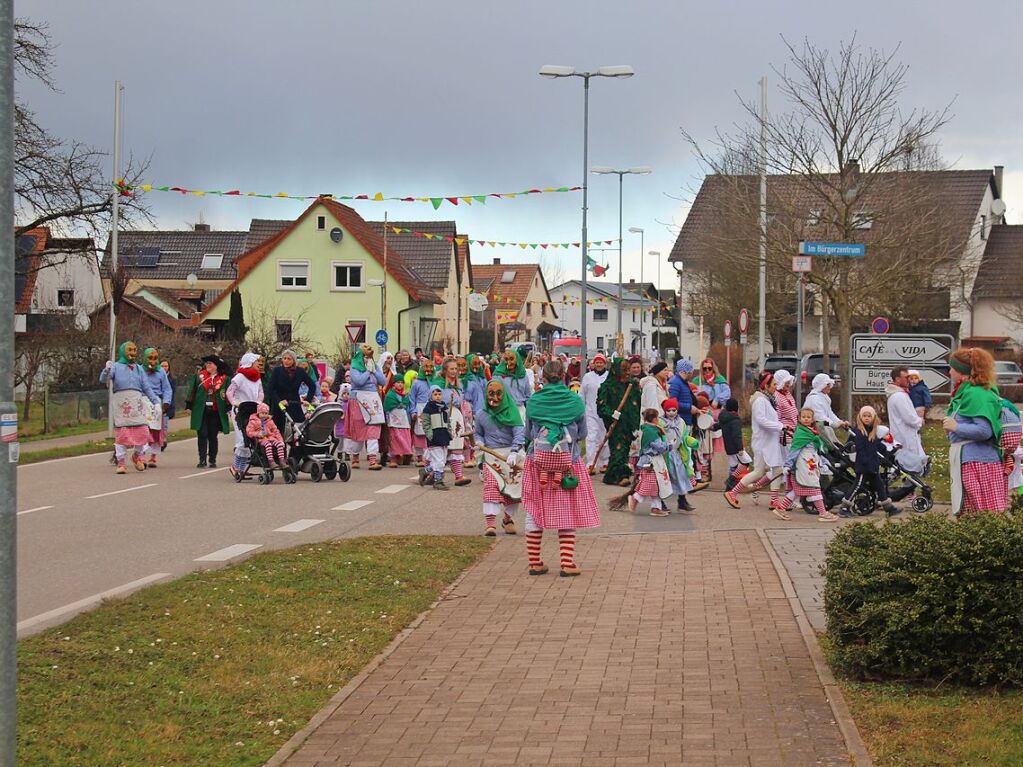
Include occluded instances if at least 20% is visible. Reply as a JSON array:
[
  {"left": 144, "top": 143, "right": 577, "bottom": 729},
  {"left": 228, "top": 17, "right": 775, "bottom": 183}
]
[
  {"left": 277, "top": 532, "right": 852, "bottom": 767},
  {"left": 20, "top": 415, "right": 191, "bottom": 454},
  {"left": 766, "top": 529, "right": 838, "bottom": 633}
]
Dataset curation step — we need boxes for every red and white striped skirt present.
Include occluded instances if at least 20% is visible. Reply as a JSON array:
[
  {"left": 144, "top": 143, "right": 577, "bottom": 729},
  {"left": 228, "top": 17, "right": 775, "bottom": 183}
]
[
  {"left": 522, "top": 451, "right": 600, "bottom": 529},
  {"left": 388, "top": 427, "right": 413, "bottom": 456},
  {"left": 962, "top": 461, "right": 1009, "bottom": 514},
  {"left": 634, "top": 468, "right": 660, "bottom": 497},
  {"left": 482, "top": 469, "right": 515, "bottom": 506}
]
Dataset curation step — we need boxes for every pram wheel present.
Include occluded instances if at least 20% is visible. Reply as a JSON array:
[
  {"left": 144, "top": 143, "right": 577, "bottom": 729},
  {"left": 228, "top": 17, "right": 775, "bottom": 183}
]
[
  {"left": 257, "top": 472, "right": 271, "bottom": 485},
  {"left": 912, "top": 495, "right": 933, "bottom": 513},
  {"left": 853, "top": 491, "right": 877, "bottom": 517},
  {"left": 337, "top": 462, "right": 351, "bottom": 482},
  {"left": 310, "top": 463, "right": 323, "bottom": 483},
  {"left": 283, "top": 469, "right": 297, "bottom": 484},
  {"left": 323, "top": 462, "right": 338, "bottom": 481}
]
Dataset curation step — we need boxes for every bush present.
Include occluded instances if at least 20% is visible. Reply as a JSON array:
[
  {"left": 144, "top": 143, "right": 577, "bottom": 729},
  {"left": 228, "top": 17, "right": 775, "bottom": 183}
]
[{"left": 823, "top": 514, "right": 1023, "bottom": 686}]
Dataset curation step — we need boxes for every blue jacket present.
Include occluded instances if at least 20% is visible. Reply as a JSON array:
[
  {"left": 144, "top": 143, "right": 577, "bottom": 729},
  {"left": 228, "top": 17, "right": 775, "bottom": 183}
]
[
  {"left": 497, "top": 375, "right": 531, "bottom": 407},
  {"left": 350, "top": 368, "right": 386, "bottom": 393},
  {"left": 909, "top": 381, "right": 933, "bottom": 410},
  {"left": 409, "top": 377, "right": 433, "bottom": 410},
  {"left": 473, "top": 411, "right": 525, "bottom": 451},
  {"left": 465, "top": 377, "right": 486, "bottom": 414},
  {"left": 668, "top": 374, "right": 695, "bottom": 425},
  {"left": 100, "top": 362, "right": 158, "bottom": 403},
  {"left": 143, "top": 367, "right": 174, "bottom": 406},
  {"left": 949, "top": 414, "right": 1000, "bottom": 464},
  {"left": 847, "top": 427, "right": 885, "bottom": 474}
]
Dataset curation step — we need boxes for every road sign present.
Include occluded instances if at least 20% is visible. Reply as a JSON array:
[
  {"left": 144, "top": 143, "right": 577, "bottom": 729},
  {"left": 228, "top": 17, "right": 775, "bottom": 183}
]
[
  {"left": 740, "top": 334, "right": 748, "bottom": 345},
  {"left": 852, "top": 366, "right": 950, "bottom": 394},
  {"left": 738, "top": 308, "right": 750, "bottom": 334},
  {"left": 792, "top": 255, "right": 813, "bottom": 272},
  {"left": 345, "top": 323, "right": 364, "bottom": 344},
  {"left": 851, "top": 334, "right": 953, "bottom": 365},
  {"left": 724, "top": 319, "right": 732, "bottom": 339},
  {"left": 871, "top": 316, "right": 890, "bottom": 335},
  {"left": 375, "top": 329, "right": 389, "bottom": 347},
  {"left": 798, "top": 241, "right": 865, "bottom": 257}
]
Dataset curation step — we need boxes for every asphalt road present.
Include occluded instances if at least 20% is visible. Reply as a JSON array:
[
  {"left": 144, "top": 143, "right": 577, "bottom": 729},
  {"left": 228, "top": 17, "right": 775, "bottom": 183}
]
[{"left": 14, "top": 436, "right": 828, "bottom": 637}]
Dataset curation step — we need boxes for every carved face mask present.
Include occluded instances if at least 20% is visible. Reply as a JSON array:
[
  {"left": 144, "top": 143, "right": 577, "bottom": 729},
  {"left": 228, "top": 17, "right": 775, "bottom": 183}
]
[
  {"left": 470, "top": 357, "right": 482, "bottom": 373},
  {"left": 457, "top": 358, "right": 468, "bottom": 376},
  {"left": 123, "top": 343, "right": 137, "bottom": 361},
  {"left": 146, "top": 350, "right": 159, "bottom": 368},
  {"left": 360, "top": 344, "right": 374, "bottom": 360},
  {"left": 486, "top": 382, "right": 504, "bottom": 410},
  {"left": 421, "top": 361, "right": 435, "bottom": 378},
  {"left": 503, "top": 352, "right": 517, "bottom": 370}
]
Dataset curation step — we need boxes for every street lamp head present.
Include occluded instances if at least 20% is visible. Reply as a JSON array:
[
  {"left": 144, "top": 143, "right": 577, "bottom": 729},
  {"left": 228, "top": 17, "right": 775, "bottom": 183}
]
[
  {"left": 628, "top": 226, "right": 644, "bottom": 234},
  {"left": 672, "top": 260, "right": 684, "bottom": 274},
  {"left": 590, "top": 166, "right": 616, "bottom": 175},
  {"left": 539, "top": 65, "right": 576, "bottom": 78},
  {"left": 627, "top": 166, "right": 652, "bottom": 175},
  {"left": 367, "top": 279, "right": 385, "bottom": 287},
  {"left": 596, "top": 65, "right": 635, "bottom": 78},
  {"left": 648, "top": 250, "right": 661, "bottom": 257}
]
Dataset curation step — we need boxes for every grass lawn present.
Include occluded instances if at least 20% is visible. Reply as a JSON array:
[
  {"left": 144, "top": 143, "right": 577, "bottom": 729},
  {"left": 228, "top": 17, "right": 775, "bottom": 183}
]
[
  {"left": 18, "top": 413, "right": 108, "bottom": 442},
  {"left": 18, "top": 536, "right": 491, "bottom": 767},
  {"left": 841, "top": 681, "right": 1023, "bottom": 766},
  {"left": 18, "top": 429, "right": 195, "bottom": 464}
]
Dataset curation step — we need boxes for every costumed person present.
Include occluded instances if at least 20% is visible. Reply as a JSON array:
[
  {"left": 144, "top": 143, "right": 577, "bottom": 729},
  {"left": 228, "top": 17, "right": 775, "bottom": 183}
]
[
  {"left": 521, "top": 360, "right": 600, "bottom": 577},
  {"left": 159, "top": 359, "right": 175, "bottom": 450},
  {"left": 803, "top": 374, "right": 848, "bottom": 433},
  {"left": 409, "top": 358, "right": 438, "bottom": 466},
  {"left": 184, "top": 355, "right": 230, "bottom": 469},
  {"left": 494, "top": 349, "right": 532, "bottom": 416},
  {"left": 318, "top": 376, "right": 337, "bottom": 403},
  {"left": 944, "top": 348, "right": 1008, "bottom": 516},
  {"left": 596, "top": 358, "right": 642, "bottom": 487},
  {"left": 999, "top": 397, "right": 1022, "bottom": 485},
  {"left": 474, "top": 380, "right": 526, "bottom": 537},
  {"left": 226, "top": 351, "right": 264, "bottom": 478},
  {"left": 296, "top": 357, "right": 320, "bottom": 409},
  {"left": 774, "top": 407, "right": 839, "bottom": 522},
  {"left": 266, "top": 349, "right": 317, "bottom": 434},
  {"left": 668, "top": 359, "right": 709, "bottom": 491},
  {"left": 724, "top": 371, "right": 787, "bottom": 512},
  {"left": 335, "top": 383, "right": 351, "bottom": 445},
  {"left": 303, "top": 351, "right": 320, "bottom": 384},
  {"left": 100, "top": 341, "right": 159, "bottom": 474},
  {"left": 439, "top": 359, "right": 472, "bottom": 486},
  {"left": 378, "top": 352, "right": 396, "bottom": 395},
  {"left": 885, "top": 367, "right": 927, "bottom": 475},
  {"left": 140, "top": 347, "right": 173, "bottom": 468},
  {"left": 692, "top": 391, "right": 716, "bottom": 484},
  {"left": 773, "top": 370, "right": 798, "bottom": 446},
  {"left": 566, "top": 356, "right": 582, "bottom": 385},
  {"left": 661, "top": 398, "right": 698, "bottom": 511},
  {"left": 246, "top": 402, "right": 287, "bottom": 469},
  {"left": 842, "top": 405, "right": 903, "bottom": 518},
  {"left": 465, "top": 355, "right": 489, "bottom": 415},
  {"left": 345, "top": 345, "right": 387, "bottom": 470},
  {"left": 696, "top": 357, "right": 731, "bottom": 453},
  {"left": 713, "top": 398, "right": 752, "bottom": 491},
  {"left": 419, "top": 385, "right": 451, "bottom": 491},
  {"left": 640, "top": 361, "right": 670, "bottom": 417},
  {"left": 579, "top": 353, "right": 610, "bottom": 474},
  {"left": 612, "top": 408, "right": 673, "bottom": 517},
  {"left": 383, "top": 379, "right": 414, "bottom": 467}
]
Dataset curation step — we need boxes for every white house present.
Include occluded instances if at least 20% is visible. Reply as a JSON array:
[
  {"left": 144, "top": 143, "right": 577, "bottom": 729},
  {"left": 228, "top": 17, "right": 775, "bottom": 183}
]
[{"left": 15, "top": 228, "right": 104, "bottom": 333}]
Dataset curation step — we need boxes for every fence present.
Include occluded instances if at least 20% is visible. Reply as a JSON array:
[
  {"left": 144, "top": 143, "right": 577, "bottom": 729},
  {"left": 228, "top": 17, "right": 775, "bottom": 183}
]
[{"left": 19, "top": 383, "right": 193, "bottom": 435}]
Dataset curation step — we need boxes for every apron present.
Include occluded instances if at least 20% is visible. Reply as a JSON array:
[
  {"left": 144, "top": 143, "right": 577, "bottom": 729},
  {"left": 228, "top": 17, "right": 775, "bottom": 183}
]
[
  {"left": 387, "top": 408, "right": 410, "bottom": 429},
  {"left": 949, "top": 441, "right": 965, "bottom": 517},
  {"left": 650, "top": 454, "right": 674, "bottom": 499},
  {"left": 354, "top": 390, "right": 385, "bottom": 425},
  {"left": 482, "top": 446, "right": 524, "bottom": 501},
  {"left": 112, "top": 389, "right": 153, "bottom": 428},
  {"left": 413, "top": 402, "right": 427, "bottom": 436},
  {"left": 449, "top": 406, "right": 466, "bottom": 450}
]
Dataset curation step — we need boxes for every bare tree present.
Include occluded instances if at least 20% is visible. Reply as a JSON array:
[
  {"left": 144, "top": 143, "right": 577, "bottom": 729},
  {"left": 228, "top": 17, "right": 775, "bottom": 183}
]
[
  {"left": 680, "top": 36, "right": 964, "bottom": 383},
  {"left": 243, "top": 299, "right": 312, "bottom": 361}
]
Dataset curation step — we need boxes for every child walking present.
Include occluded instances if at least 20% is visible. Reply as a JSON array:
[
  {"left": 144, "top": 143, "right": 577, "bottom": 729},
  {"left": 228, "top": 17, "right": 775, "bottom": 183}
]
[
  {"left": 384, "top": 380, "right": 414, "bottom": 467},
  {"left": 419, "top": 385, "right": 451, "bottom": 491},
  {"left": 715, "top": 398, "right": 753, "bottom": 491},
  {"left": 613, "top": 409, "right": 672, "bottom": 516},
  {"left": 246, "top": 402, "right": 287, "bottom": 468},
  {"left": 776, "top": 407, "right": 839, "bottom": 522},
  {"left": 843, "top": 405, "right": 902, "bottom": 517},
  {"left": 661, "top": 398, "right": 698, "bottom": 511}
]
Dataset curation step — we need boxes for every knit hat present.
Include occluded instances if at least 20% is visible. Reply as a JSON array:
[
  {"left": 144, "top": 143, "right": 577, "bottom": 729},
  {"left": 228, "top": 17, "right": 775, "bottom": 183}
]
[
  {"left": 256, "top": 402, "right": 270, "bottom": 415},
  {"left": 649, "top": 361, "right": 668, "bottom": 376},
  {"left": 676, "top": 359, "right": 695, "bottom": 374},
  {"left": 662, "top": 398, "right": 679, "bottom": 412},
  {"left": 725, "top": 397, "right": 739, "bottom": 412}
]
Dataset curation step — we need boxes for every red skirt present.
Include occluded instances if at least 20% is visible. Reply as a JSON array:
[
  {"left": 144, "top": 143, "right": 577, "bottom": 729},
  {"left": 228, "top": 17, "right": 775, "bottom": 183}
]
[
  {"left": 388, "top": 427, "right": 413, "bottom": 456},
  {"left": 962, "top": 461, "right": 1009, "bottom": 514},
  {"left": 482, "top": 469, "right": 516, "bottom": 506},
  {"left": 346, "top": 400, "right": 380, "bottom": 443},
  {"left": 115, "top": 425, "right": 151, "bottom": 448},
  {"left": 634, "top": 468, "right": 660, "bottom": 497},
  {"left": 786, "top": 474, "right": 822, "bottom": 498},
  {"left": 522, "top": 452, "right": 600, "bottom": 529}
]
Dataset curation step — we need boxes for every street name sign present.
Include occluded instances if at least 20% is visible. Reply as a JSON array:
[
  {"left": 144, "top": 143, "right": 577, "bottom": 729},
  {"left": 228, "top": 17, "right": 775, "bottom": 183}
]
[
  {"left": 798, "top": 241, "right": 865, "bottom": 257},
  {"left": 849, "top": 333, "right": 954, "bottom": 394}
]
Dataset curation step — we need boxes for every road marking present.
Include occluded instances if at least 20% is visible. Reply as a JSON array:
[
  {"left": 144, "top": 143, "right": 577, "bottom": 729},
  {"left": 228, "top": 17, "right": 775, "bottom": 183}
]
[
  {"left": 17, "top": 572, "right": 171, "bottom": 635},
  {"left": 179, "top": 467, "right": 229, "bottom": 479},
  {"left": 407, "top": 475, "right": 420, "bottom": 481},
  {"left": 86, "top": 483, "right": 158, "bottom": 499},
  {"left": 17, "top": 505, "right": 54, "bottom": 516},
  {"left": 274, "top": 519, "right": 325, "bottom": 533},
  {"left": 195, "top": 543, "right": 262, "bottom": 562},
  {"left": 376, "top": 484, "right": 409, "bottom": 494},
  {"left": 333, "top": 500, "right": 373, "bottom": 511}
]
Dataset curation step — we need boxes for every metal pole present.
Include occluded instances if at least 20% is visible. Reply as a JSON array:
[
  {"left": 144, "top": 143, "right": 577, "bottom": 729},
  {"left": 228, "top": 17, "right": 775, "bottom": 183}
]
[
  {"left": 382, "top": 211, "right": 388, "bottom": 337},
  {"left": 676, "top": 268, "right": 684, "bottom": 359},
  {"left": 616, "top": 172, "right": 623, "bottom": 340},
  {"left": 107, "top": 81, "right": 123, "bottom": 438},
  {"left": 757, "top": 76, "right": 767, "bottom": 367},
  {"left": 637, "top": 229, "right": 644, "bottom": 357},
  {"left": 795, "top": 276, "right": 804, "bottom": 405},
  {"left": 580, "top": 75, "right": 590, "bottom": 369},
  {"left": 0, "top": 0, "right": 18, "bottom": 760}
]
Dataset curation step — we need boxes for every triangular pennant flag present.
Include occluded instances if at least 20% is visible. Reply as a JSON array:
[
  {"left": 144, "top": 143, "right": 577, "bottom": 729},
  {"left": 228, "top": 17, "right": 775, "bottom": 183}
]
[
  {"left": 446, "top": 197, "right": 459, "bottom": 206},
  {"left": 355, "top": 194, "right": 368, "bottom": 200},
  {"left": 473, "top": 196, "right": 487, "bottom": 204},
  {"left": 372, "top": 192, "right": 384, "bottom": 201},
  {"left": 454, "top": 238, "right": 466, "bottom": 245},
  {"left": 487, "top": 241, "right": 496, "bottom": 247},
  {"left": 461, "top": 197, "right": 473, "bottom": 205},
  {"left": 519, "top": 243, "right": 527, "bottom": 249},
  {"left": 530, "top": 244, "right": 538, "bottom": 249},
  {"left": 430, "top": 198, "right": 443, "bottom": 209},
  {"left": 391, "top": 226, "right": 402, "bottom": 235}
]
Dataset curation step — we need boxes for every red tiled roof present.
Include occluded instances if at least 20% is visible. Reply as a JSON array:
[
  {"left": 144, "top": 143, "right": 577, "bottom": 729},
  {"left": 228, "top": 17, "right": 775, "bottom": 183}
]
[
  {"left": 471, "top": 263, "right": 555, "bottom": 317},
  {"left": 14, "top": 227, "right": 49, "bottom": 313},
  {"left": 973, "top": 224, "right": 1023, "bottom": 299}
]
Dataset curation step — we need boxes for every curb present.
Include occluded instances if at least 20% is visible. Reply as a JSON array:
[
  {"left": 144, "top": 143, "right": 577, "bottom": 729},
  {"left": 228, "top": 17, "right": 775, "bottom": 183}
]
[
  {"left": 261, "top": 541, "right": 496, "bottom": 767},
  {"left": 756, "top": 528, "right": 873, "bottom": 767}
]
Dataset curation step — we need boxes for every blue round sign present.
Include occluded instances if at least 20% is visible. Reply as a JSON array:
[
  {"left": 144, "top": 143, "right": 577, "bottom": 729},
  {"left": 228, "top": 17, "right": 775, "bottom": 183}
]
[
  {"left": 375, "top": 329, "right": 389, "bottom": 347},
  {"left": 871, "top": 316, "right": 890, "bottom": 335}
]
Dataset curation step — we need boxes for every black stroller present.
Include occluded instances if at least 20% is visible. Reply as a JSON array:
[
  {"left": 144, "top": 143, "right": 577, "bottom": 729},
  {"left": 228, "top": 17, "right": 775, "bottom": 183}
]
[
  {"left": 234, "top": 401, "right": 296, "bottom": 485},
  {"left": 880, "top": 443, "right": 933, "bottom": 513},
  {"left": 284, "top": 401, "right": 350, "bottom": 482}
]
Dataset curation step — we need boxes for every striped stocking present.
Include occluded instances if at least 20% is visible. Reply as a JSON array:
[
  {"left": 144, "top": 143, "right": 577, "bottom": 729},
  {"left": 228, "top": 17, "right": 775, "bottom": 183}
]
[
  {"left": 558, "top": 530, "right": 576, "bottom": 569},
  {"left": 526, "top": 530, "right": 543, "bottom": 567}
]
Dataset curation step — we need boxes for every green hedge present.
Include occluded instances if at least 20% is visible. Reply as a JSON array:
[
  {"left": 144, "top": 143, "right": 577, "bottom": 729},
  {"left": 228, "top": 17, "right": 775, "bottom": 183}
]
[{"left": 823, "top": 514, "right": 1023, "bottom": 686}]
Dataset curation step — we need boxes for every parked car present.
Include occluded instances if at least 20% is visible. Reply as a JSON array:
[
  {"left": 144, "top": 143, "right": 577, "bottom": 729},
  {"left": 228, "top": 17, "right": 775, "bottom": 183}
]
[
  {"left": 800, "top": 354, "right": 842, "bottom": 386},
  {"left": 763, "top": 353, "right": 798, "bottom": 377},
  {"left": 995, "top": 360, "right": 1023, "bottom": 387}
]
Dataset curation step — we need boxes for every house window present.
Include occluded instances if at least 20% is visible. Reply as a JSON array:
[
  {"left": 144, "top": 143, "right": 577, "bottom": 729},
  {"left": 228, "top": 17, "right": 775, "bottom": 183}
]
[
  {"left": 852, "top": 211, "right": 873, "bottom": 230},
  {"left": 632, "top": 309, "right": 637, "bottom": 322},
  {"left": 345, "top": 320, "right": 367, "bottom": 344},
  {"left": 596, "top": 336, "right": 605, "bottom": 350},
  {"left": 275, "top": 320, "right": 293, "bottom": 343},
  {"left": 593, "top": 308, "right": 608, "bottom": 321},
  {"left": 56, "top": 289, "right": 75, "bottom": 308},
  {"left": 317, "top": 215, "right": 326, "bottom": 230},
  {"left": 333, "top": 262, "right": 363, "bottom": 291},
  {"left": 201, "top": 253, "right": 224, "bottom": 270},
  {"left": 279, "top": 261, "right": 309, "bottom": 290},
  {"left": 501, "top": 270, "right": 516, "bottom": 284},
  {"left": 526, "top": 303, "right": 532, "bottom": 315},
  {"left": 541, "top": 303, "right": 547, "bottom": 317}
]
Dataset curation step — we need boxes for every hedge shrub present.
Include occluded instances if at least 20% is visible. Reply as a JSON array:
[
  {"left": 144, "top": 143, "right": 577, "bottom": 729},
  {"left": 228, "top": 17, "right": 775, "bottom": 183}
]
[{"left": 823, "top": 513, "right": 1023, "bottom": 686}]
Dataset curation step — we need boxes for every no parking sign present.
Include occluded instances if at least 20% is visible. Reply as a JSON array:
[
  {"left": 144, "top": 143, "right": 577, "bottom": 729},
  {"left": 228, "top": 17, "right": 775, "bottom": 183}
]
[{"left": 871, "top": 317, "right": 890, "bottom": 335}]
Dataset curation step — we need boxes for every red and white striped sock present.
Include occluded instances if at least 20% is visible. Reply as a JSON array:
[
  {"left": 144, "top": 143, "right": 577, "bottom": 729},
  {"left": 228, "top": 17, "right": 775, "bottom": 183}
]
[
  {"left": 485, "top": 514, "right": 496, "bottom": 528},
  {"left": 751, "top": 474, "right": 773, "bottom": 491},
  {"left": 813, "top": 498, "right": 827, "bottom": 515},
  {"left": 558, "top": 531, "right": 576, "bottom": 569},
  {"left": 452, "top": 460, "right": 464, "bottom": 480},
  {"left": 526, "top": 530, "right": 543, "bottom": 567},
  {"left": 770, "top": 488, "right": 780, "bottom": 505}
]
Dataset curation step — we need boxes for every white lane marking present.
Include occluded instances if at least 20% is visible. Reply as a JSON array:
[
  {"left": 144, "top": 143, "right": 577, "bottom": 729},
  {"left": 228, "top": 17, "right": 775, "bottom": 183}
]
[
  {"left": 333, "top": 500, "right": 373, "bottom": 511},
  {"left": 376, "top": 484, "right": 409, "bottom": 495},
  {"left": 194, "top": 543, "right": 262, "bottom": 562},
  {"left": 274, "top": 519, "right": 325, "bottom": 533},
  {"left": 179, "top": 467, "right": 229, "bottom": 479},
  {"left": 86, "top": 483, "right": 158, "bottom": 499},
  {"left": 17, "top": 505, "right": 54, "bottom": 516},
  {"left": 17, "top": 573, "right": 171, "bottom": 634},
  {"left": 407, "top": 475, "right": 420, "bottom": 481}
]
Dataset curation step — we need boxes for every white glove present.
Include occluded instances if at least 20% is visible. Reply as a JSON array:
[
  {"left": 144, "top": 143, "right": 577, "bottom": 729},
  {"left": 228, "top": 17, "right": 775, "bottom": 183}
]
[
  {"left": 510, "top": 450, "right": 524, "bottom": 467},
  {"left": 105, "top": 360, "right": 113, "bottom": 370}
]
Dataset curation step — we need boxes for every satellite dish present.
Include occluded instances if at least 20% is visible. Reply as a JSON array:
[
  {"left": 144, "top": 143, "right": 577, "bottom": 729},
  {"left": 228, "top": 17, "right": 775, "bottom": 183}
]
[
  {"left": 74, "top": 312, "right": 91, "bottom": 332},
  {"left": 991, "top": 199, "right": 1007, "bottom": 217},
  {"left": 186, "top": 273, "right": 198, "bottom": 287},
  {"left": 468, "top": 293, "right": 489, "bottom": 313}
]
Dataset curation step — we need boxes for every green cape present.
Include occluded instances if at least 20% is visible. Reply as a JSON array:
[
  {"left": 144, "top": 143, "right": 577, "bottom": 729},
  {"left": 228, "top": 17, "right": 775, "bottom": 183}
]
[
  {"left": 526, "top": 382, "right": 584, "bottom": 447},
  {"left": 383, "top": 388, "right": 409, "bottom": 413},
  {"left": 640, "top": 423, "right": 663, "bottom": 451},
  {"left": 790, "top": 423, "right": 825, "bottom": 453},
  {"left": 351, "top": 348, "right": 367, "bottom": 373},
  {"left": 701, "top": 373, "right": 728, "bottom": 385},
  {"left": 949, "top": 381, "right": 1003, "bottom": 444},
  {"left": 485, "top": 380, "right": 523, "bottom": 428},
  {"left": 117, "top": 341, "right": 136, "bottom": 366},
  {"left": 493, "top": 359, "right": 525, "bottom": 380},
  {"left": 305, "top": 358, "right": 319, "bottom": 383},
  {"left": 142, "top": 347, "right": 159, "bottom": 372}
]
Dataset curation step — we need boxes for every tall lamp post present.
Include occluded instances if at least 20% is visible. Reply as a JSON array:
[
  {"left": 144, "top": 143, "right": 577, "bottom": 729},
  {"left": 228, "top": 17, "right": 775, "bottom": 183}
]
[
  {"left": 671, "top": 260, "right": 684, "bottom": 361},
  {"left": 368, "top": 279, "right": 385, "bottom": 348},
  {"left": 628, "top": 226, "right": 643, "bottom": 356},
  {"left": 591, "top": 166, "right": 651, "bottom": 343},
  {"left": 648, "top": 250, "right": 661, "bottom": 359},
  {"left": 540, "top": 64, "right": 635, "bottom": 367}
]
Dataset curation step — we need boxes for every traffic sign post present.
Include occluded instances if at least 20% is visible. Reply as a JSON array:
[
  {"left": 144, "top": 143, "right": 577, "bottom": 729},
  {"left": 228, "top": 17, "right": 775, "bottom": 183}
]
[
  {"left": 345, "top": 324, "right": 364, "bottom": 344},
  {"left": 738, "top": 308, "right": 749, "bottom": 346},
  {"left": 849, "top": 333, "right": 954, "bottom": 395},
  {"left": 792, "top": 255, "right": 813, "bottom": 272},
  {"left": 871, "top": 316, "right": 890, "bottom": 335},
  {"left": 375, "top": 329, "right": 389, "bottom": 349}
]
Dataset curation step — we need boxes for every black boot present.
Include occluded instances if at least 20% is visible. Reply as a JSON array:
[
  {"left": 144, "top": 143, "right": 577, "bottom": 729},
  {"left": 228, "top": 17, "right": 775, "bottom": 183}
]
[
  {"left": 884, "top": 502, "right": 902, "bottom": 517},
  {"left": 678, "top": 495, "right": 695, "bottom": 512}
]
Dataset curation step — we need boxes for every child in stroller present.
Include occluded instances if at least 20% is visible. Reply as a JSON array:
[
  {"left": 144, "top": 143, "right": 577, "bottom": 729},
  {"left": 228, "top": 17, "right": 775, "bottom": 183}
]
[
  {"left": 233, "top": 401, "right": 296, "bottom": 484},
  {"left": 283, "top": 400, "right": 350, "bottom": 483}
]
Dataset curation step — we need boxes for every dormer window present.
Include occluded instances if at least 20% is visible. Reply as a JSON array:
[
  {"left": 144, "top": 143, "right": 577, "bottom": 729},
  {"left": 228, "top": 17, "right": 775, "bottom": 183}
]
[{"left": 201, "top": 253, "right": 224, "bottom": 270}]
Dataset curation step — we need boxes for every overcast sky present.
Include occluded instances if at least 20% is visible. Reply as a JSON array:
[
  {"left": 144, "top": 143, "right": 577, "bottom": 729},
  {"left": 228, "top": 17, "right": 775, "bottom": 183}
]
[{"left": 16, "top": 0, "right": 1023, "bottom": 288}]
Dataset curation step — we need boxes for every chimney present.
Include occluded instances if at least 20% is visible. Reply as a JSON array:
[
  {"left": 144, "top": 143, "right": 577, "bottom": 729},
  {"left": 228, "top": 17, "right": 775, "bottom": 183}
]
[
  {"left": 493, "top": 258, "right": 501, "bottom": 265},
  {"left": 628, "top": 278, "right": 636, "bottom": 284},
  {"left": 994, "top": 165, "right": 1004, "bottom": 199},
  {"left": 194, "top": 223, "right": 211, "bottom": 232}
]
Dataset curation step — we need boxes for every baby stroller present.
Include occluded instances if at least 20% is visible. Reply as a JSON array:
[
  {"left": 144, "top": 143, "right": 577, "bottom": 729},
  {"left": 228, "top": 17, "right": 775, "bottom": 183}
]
[
  {"left": 880, "top": 442, "right": 933, "bottom": 513},
  {"left": 234, "top": 401, "right": 296, "bottom": 485},
  {"left": 797, "top": 425, "right": 861, "bottom": 515},
  {"left": 284, "top": 401, "right": 350, "bottom": 482}
]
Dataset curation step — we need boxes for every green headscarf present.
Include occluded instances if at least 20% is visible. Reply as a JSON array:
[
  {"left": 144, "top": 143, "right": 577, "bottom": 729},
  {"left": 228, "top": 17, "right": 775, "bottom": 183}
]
[
  {"left": 117, "top": 341, "right": 136, "bottom": 366},
  {"left": 526, "top": 381, "right": 584, "bottom": 447},
  {"left": 142, "top": 347, "right": 159, "bottom": 373},
  {"left": 640, "top": 423, "right": 663, "bottom": 452},
  {"left": 485, "top": 380, "right": 523, "bottom": 428},
  {"left": 305, "top": 358, "right": 319, "bottom": 383},
  {"left": 494, "top": 355, "right": 526, "bottom": 380},
  {"left": 383, "top": 387, "right": 409, "bottom": 413},
  {"left": 949, "top": 380, "right": 1003, "bottom": 445},
  {"left": 351, "top": 348, "right": 367, "bottom": 373},
  {"left": 789, "top": 423, "right": 825, "bottom": 453}
]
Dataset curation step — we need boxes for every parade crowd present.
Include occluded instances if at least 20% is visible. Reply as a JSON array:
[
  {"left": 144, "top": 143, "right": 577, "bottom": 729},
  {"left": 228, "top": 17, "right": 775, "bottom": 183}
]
[{"left": 100, "top": 341, "right": 1021, "bottom": 575}]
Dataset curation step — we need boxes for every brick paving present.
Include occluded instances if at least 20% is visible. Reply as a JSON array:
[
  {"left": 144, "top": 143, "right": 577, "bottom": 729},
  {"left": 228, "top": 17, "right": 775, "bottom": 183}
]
[
  {"left": 765, "top": 529, "right": 838, "bottom": 633},
  {"left": 280, "top": 531, "right": 851, "bottom": 766}
]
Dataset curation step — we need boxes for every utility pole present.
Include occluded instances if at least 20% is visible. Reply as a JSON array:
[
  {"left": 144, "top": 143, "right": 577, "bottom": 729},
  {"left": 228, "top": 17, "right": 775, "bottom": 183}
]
[
  {"left": 758, "top": 76, "right": 768, "bottom": 368},
  {"left": 107, "top": 81, "right": 123, "bottom": 437}
]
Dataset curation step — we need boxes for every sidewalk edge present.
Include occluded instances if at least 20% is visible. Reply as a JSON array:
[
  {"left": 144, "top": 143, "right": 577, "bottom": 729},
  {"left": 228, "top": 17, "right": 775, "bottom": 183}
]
[
  {"left": 756, "top": 528, "right": 873, "bottom": 767},
  {"left": 261, "top": 541, "right": 494, "bottom": 767}
]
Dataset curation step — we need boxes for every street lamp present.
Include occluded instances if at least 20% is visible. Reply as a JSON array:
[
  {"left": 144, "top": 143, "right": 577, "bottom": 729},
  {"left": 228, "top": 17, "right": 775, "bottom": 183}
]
[
  {"left": 628, "top": 227, "right": 643, "bottom": 356},
  {"left": 592, "top": 166, "right": 651, "bottom": 343},
  {"left": 540, "top": 64, "right": 635, "bottom": 366},
  {"left": 671, "top": 260, "right": 684, "bottom": 361},
  {"left": 367, "top": 278, "right": 385, "bottom": 346},
  {"left": 648, "top": 250, "right": 661, "bottom": 360}
]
